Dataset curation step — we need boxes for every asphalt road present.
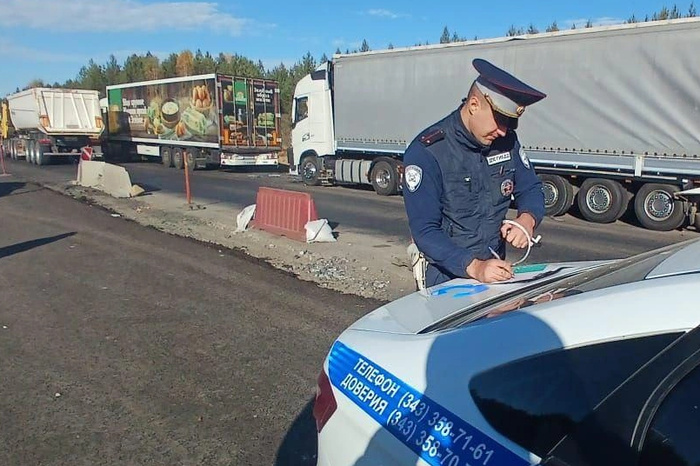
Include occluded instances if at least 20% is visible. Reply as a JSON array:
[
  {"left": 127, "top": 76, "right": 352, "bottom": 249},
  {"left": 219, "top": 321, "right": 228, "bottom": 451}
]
[
  {"left": 0, "top": 178, "right": 381, "bottom": 465},
  {"left": 5, "top": 157, "right": 696, "bottom": 264}
]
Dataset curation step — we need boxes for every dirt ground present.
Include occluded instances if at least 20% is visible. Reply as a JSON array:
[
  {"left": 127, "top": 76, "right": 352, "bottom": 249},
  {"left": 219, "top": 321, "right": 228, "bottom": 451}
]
[{"left": 46, "top": 179, "right": 417, "bottom": 302}]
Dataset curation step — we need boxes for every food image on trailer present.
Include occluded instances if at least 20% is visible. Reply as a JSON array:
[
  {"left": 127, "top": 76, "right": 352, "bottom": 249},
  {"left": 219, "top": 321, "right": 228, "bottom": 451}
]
[
  {"left": 219, "top": 76, "right": 280, "bottom": 148},
  {"left": 219, "top": 76, "right": 251, "bottom": 146},
  {"left": 107, "top": 78, "right": 219, "bottom": 144},
  {"left": 251, "top": 80, "right": 279, "bottom": 148}
]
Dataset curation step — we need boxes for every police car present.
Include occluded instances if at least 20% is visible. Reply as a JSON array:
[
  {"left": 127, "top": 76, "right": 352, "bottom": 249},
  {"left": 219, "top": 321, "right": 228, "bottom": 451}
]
[{"left": 313, "top": 238, "right": 700, "bottom": 466}]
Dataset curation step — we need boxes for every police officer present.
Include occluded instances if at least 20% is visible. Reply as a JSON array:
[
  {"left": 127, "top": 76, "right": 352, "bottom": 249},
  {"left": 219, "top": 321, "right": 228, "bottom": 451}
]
[{"left": 403, "top": 59, "right": 546, "bottom": 287}]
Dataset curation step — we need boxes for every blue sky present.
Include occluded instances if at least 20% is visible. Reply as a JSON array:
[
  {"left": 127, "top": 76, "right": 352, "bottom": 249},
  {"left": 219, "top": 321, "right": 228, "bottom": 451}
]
[{"left": 0, "top": 0, "right": 694, "bottom": 96}]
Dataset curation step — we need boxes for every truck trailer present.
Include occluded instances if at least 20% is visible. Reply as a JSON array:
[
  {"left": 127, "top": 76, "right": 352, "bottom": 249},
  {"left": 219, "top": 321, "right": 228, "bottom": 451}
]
[
  {"left": 289, "top": 18, "right": 700, "bottom": 231},
  {"left": 104, "top": 74, "right": 282, "bottom": 170},
  {"left": 5, "top": 88, "right": 104, "bottom": 165}
]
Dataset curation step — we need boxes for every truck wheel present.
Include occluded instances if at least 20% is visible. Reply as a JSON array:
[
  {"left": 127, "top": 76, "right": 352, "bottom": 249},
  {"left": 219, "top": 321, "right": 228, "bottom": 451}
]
[
  {"left": 27, "top": 140, "right": 35, "bottom": 164},
  {"left": 161, "top": 146, "right": 173, "bottom": 167},
  {"left": 35, "top": 144, "right": 49, "bottom": 166},
  {"left": 173, "top": 147, "right": 184, "bottom": 169},
  {"left": 301, "top": 155, "right": 320, "bottom": 186},
  {"left": 540, "top": 174, "right": 574, "bottom": 217},
  {"left": 577, "top": 178, "right": 626, "bottom": 223},
  {"left": 614, "top": 183, "right": 632, "bottom": 220},
  {"left": 10, "top": 140, "right": 16, "bottom": 160},
  {"left": 370, "top": 159, "right": 398, "bottom": 196},
  {"left": 634, "top": 183, "right": 686, "bottom": 231},
  {"left": 185, "top": 149, "right": 196, "bottom": 172}
]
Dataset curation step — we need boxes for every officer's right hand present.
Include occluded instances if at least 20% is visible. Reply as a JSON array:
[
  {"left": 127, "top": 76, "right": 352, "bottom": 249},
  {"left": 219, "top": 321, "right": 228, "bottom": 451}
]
[{"left": 466, "top": 258, "right": 514, "bottom": 283}]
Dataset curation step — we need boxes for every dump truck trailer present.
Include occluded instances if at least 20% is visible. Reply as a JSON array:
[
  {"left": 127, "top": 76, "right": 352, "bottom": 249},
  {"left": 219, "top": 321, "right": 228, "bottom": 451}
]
[
  {"left": 103, "top": 74, "right": 282, "bottom": 170},
  {"left": 5, "top": 88, "right": 104, "bottom": 165},
  {"left": 290, "top": 18, "right": 700, "bottom": 231}
]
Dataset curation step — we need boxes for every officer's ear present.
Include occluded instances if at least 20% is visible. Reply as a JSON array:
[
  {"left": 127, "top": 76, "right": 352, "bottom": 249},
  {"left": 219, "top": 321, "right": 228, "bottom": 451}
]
[{"left": 466, "top": 94, "right": 481, "bottom": 115}]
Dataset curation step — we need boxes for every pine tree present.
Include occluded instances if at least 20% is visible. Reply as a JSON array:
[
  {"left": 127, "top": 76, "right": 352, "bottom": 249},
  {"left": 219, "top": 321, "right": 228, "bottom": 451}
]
[
  {"left": 161, "top": 53, "right": 178, "bottom": 78},
  {"left": 545, "top": 21, "right": 559, "bottom": 32},
  {"left": 360, "top": 39, "right": 370, "bottom": 52},
  {"left": 670, "top": 4, "right": 681, "bottom": 18},
  {"left": 689, "top": 1, "right": 697, "bottom": 16},
  {"left": 104, "top": 54, "right": 122, "bottom": 85},
  {"left": 507, "top": 25, "right": 523, "bottom": 36},
  {"left": 527, "top": 23, "right": 539, "bottom": 34},
  {"left": 440, "top": 26, "right": 451, "bottom": 43}
]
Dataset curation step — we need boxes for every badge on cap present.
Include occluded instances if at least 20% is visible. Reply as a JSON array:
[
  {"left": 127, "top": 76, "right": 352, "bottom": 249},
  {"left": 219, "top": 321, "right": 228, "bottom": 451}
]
[
  {"left": 501, "top": 179, "right": 514, "bottom": 197},
  {"left": 519, "top": 147, "right": 531, "bottom": 169},
  {"left": 405, "top": 165, "right": 423, "bottom": 192}
]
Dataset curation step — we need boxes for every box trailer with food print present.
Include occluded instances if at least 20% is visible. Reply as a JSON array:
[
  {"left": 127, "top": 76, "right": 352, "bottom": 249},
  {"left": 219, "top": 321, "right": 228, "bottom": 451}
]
[
  {"left": 103, "top": 74, "right": 282, "bottom": 169},
  {"left": 290, "top": 18, "right": 700, "bottom": 231}
]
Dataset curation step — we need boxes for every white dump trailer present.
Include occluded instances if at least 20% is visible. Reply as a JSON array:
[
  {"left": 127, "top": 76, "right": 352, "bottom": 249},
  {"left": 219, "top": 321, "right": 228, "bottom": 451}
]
[{"left": 5, "top": 88, "right": 104, "bottom": 165}]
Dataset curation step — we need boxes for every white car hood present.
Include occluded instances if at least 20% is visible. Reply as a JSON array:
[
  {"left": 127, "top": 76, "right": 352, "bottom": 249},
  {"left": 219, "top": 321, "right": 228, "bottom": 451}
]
[{"left": 352, "top": 261, "right": 608, "bottom": 334}]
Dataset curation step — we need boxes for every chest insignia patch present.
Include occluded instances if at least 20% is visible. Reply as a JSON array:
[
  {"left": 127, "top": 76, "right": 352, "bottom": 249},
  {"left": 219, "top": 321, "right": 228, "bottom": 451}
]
[{"left": 501, "top": 179, "right": 514, "bottom": 197}]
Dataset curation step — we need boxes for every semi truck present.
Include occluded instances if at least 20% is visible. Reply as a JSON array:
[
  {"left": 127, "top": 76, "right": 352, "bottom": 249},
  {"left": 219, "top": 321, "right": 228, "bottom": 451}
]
[
  {"left": 289, "top": 18, "right": 700, "bottom": 231},
  {"left": 4, "top": 88, "right": 104, "bottom": 165},
  {"left": 103, "top": 74, "right": 282, "bottom": 170}
]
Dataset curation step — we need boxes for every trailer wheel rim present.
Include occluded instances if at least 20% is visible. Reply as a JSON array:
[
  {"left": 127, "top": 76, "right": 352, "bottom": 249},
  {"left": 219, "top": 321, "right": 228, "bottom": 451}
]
[
  {"left": 542, "top": 182, "right": 559, "bottom": 208},
  {"left": 373, "top": 166, "right": 392, "bottom": 190},
  {"left": 586, "top": 185, "right": 613, "bottom": 214},
  {"left": 644, "top": 190, "right": 674, "bottom": 221},
  {"left": 302, "top": 159, "right": 317, "bottom": 182}
]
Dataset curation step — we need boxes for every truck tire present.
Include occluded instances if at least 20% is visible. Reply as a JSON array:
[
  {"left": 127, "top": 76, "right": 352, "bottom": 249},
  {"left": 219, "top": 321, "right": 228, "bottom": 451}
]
[
  {"left": 634, "top": 183, "right": 686, "bottom": 231},
  {"left": 615, "top": 183, "right": 632, "bottom": 220},
  {"left": 185, "top": 149, "right": 196, "bottom": 172},
  {"left": 540, "top": 174, "right": 574, "bottom": 217},
  {"left": 161, "top": 146, "right": 173, "bottom": 167},
  {"left": 35, "top": 144, "right": 49, "bottom": 166},
  {"left": 172, "top": 147, "right": 184, "bottom": 169},
  {"left": 577, "top": 178, "right": 626, "bottom": 223},
  {"left": 10, "top": 140, "right": 16, "bottom": 160},
  {"left": 301, "top": 155, "right": 321, "bottom": 186},
  {"left": 26, "top": 140, "right": 35, "bottom": 164},
  {"left": 370, "top": 159, "right": 399, "bottom": 196}
]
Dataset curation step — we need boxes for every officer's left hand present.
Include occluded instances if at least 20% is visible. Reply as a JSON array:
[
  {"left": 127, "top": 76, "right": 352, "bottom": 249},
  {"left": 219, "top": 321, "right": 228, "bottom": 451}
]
[{"left": 501, "top": 214, "right": 536, "bottom": 249}]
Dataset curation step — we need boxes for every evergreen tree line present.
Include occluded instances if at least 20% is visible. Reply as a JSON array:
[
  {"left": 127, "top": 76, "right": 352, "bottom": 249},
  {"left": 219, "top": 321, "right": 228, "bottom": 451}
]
[
  {"left": 20, "top": 2, "right": 696, "bottom": 113},
  {"left": 23, "top": 50, "right": 324, "bottom": 115}
]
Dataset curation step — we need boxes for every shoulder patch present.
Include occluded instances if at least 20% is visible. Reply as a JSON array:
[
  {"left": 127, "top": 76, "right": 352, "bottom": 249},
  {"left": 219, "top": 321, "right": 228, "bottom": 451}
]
[
  {"left": 419, "top": 128, "right": 445, "bottom": 146},
  {"left": 519, "top": 146, "right": 531, "bottom": 169},
  {"left": 404, "top": 165, "right": 423, "bottom": 192}
]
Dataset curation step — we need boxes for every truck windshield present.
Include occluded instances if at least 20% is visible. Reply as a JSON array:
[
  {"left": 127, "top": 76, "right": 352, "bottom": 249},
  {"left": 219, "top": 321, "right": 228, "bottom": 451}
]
[{"left": 426, "top": 240, "right": 692, "bottom": 332}]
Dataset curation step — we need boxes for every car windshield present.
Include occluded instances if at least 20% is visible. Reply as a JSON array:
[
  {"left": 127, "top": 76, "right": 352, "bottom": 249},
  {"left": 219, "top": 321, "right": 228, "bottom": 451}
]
[{"left": 427, "top": 240, "right": 691, "bottom": 332}]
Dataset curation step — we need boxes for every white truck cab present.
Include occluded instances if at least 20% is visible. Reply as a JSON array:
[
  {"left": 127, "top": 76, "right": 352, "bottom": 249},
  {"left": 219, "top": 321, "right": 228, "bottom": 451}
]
[{"left": 290, "top": 64, "right": 335, "bottom": 183}]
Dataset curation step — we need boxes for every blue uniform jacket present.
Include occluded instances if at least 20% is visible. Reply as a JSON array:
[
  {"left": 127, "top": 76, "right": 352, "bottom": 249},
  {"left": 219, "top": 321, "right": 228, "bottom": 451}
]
[{"left": 403, "top": 108, "right": 544, "bottom": 280}]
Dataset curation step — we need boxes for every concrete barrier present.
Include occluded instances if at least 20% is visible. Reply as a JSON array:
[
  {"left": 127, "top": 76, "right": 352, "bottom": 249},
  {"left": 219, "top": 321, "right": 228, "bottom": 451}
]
[{"left": 75, "top": 160, "right": 141, "bottom": 199}]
